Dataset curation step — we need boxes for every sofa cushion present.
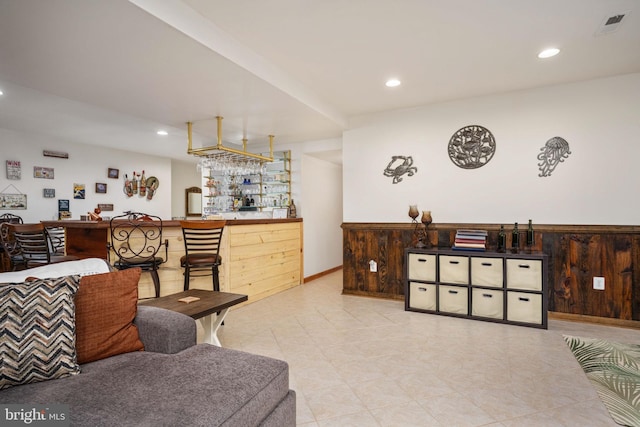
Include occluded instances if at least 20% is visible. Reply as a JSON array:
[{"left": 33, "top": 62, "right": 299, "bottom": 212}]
[
  {"left": 75, "top": 268, "right": 144, "bottom": 364},
  {"left": 0, "top": 344, "right": 291, "bottom": 427},
  {"left": 0, "top": 275, "right": 81, "bottom": 390}
]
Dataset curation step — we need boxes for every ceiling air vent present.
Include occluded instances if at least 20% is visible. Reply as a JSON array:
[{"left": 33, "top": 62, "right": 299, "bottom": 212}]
[{"left": 595, "top": 11, "right": 630, "bottom": 36}]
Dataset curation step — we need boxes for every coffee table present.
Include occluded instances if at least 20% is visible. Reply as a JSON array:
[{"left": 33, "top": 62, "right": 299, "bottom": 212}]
[{"left": 139, "top": 289, "right": 247, "bottom": 346}]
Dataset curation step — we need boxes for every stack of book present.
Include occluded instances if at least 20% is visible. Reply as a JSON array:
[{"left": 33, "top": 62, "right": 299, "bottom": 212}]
[{"left": 453, "top": 229, "right": 488, "bottom": 251}]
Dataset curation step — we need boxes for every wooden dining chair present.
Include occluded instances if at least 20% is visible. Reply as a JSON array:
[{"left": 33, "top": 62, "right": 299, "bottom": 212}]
[
  {"left": 0, "top": 222, "right": 25, "bottom": 272},
  {"left": 9, "top": 223, "right": 79, "bottom": 269},
  {"left": 179, "top": 220, "right": 226, "bottom": 291}
]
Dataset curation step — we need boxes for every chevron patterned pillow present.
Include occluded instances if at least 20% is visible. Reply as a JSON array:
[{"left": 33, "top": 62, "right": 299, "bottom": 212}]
[{"left": 0, "top": 275, "right": 82, "bottom": 390}]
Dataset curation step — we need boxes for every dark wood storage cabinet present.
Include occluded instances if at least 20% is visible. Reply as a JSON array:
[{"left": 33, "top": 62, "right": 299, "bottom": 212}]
[{"left": 405, "top": 248, "right": 548, "bottom": 329}]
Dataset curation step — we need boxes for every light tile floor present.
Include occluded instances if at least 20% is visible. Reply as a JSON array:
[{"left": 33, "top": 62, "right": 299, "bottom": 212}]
[{"left": 215, "top": 270, "right": 640, "bottom": 426}]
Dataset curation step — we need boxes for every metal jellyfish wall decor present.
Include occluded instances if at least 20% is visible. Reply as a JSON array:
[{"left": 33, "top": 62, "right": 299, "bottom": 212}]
[
  {"left": 383, "top": 155, "right": 417, "bottom": 184},
  {"left": 537, "top": 136, "right": 571, "bottom": 177},
  {"left": 448, "top": 125, "right": 496, "bottom": 169}
]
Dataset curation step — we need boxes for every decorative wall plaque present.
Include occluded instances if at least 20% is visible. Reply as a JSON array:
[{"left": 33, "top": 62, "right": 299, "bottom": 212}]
[
  {"left": 448, "top": 125, "right": 496, "bottom": 169},
  {"left": 34, "top": 166, "right": 54, "bottom": 179},
  {"left": 383, "top": 156, "right": 417, "bottom": 184},
  {"left": 538, "top": 136, "right": 571, "bottom": 177},
  {"left": 6, "top": 160, "right": 21, "bottom": 180},
  {"left": 43, "top": 188, "right": 56, "bottom": 198}
]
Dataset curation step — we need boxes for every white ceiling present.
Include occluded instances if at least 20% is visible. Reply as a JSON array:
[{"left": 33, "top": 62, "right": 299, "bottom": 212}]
[{"left": 0, "top": 0, "right": 639, "bottom": 163}]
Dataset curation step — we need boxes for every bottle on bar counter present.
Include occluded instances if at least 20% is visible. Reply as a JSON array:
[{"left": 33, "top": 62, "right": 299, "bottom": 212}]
[
  {"left": 527, "top": 219, "right": 534, "bottom": 247},
  {"left": 512, "top": 222, "right": 519, "bottom": 252}
]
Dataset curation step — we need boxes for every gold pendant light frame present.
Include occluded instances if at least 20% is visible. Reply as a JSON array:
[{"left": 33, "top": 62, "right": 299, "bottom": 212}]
[{"left": 187, "top": 116, "right": 274, "bottom": 163}]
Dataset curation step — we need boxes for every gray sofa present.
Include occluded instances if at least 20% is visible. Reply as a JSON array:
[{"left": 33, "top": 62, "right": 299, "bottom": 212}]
[{"left": 0, "top": 305, "right": 296, "bottom": 426}]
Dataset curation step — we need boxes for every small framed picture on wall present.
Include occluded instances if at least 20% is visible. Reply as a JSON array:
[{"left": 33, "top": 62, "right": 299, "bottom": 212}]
[
  {"left": 108, "top": 168, "right": 119, "bottom": 179},
  {"left": 95, "top": 183, "right": 107, "bottom": 194}
]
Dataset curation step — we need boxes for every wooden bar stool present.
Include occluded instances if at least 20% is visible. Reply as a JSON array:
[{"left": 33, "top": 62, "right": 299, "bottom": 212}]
[{"left": 179, "top": 220, "right": 226, "bottom": 291}]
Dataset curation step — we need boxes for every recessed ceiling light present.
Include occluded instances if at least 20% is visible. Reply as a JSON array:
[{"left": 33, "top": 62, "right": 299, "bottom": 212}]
[
  {"left": 0, "top": 90, "right": 3, "bottom": 96},
  {"left": 538, "top": 48, "right": 560, "bottom": 59},
  {"left": 157, "top": 130, "right": 168, "bottom": 136},
  {"left": 385, "top": 79, "right": 401, "bottom": 88}
]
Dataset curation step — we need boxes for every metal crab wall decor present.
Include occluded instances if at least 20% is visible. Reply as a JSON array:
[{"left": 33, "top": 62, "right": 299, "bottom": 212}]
[
  {"left": 383, "top": 155, "right": 417, "bottom": 184},
  {"left": 448, "top": 125, "right": 496, "bottom": 169},
  {"left": 537, "top": 136, "right": 571, "bottom": 177}
]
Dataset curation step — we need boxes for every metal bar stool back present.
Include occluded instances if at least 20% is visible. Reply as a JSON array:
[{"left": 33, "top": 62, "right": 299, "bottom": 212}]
[{"left": 108, "top": 212, "right": 168, "bottom": 298}]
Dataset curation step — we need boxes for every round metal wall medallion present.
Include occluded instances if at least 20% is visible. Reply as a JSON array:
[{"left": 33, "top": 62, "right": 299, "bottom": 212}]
[{"left": 448, "top": 125, "right": 496, "bottom": 169}]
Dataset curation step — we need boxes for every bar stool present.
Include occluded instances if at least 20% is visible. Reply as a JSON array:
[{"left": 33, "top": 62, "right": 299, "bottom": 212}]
[
  {"left": 179, "top": 220, "right": 225, "bottom": 291},
  {"left": 9, "top": 223, "right": 79, "bottom": 269},
  {"left": 108, "top": 212, "right": 168, "bottom": 298}
]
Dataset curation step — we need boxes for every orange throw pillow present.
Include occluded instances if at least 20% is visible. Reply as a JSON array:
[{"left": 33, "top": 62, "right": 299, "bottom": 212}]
[{"left": 75, "top": 268, "right": 144, "bottom": 364}]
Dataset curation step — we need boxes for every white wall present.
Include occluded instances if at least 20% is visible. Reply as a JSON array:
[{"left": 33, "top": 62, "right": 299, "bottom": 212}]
[
  {"left": 343, "top": 73, "right": 640, "bottom": 225},
  {"left": 301, "top": 153, "right": 343, "bottom": 276},
  {"left": 0, "top": 128, "right": 173, "bottom": 222},
  {"left": 260, "top": 137, "right": 343, "bottom": 277}
]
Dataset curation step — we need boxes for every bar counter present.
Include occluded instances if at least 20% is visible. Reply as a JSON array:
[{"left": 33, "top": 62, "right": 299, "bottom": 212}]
[{"left": 43, "top": 218, "right": 303, "bottom": 301}]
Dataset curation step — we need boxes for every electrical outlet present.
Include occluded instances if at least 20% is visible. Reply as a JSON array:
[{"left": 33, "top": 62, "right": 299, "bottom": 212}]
[
  {"left": 593, "top": 277, "right": 605, "bottom": 290},
  {"left": 369, "top": 260, "right": 377, "bottom": 272}
]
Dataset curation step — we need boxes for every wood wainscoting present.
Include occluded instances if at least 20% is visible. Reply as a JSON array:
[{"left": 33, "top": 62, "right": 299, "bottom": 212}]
[{"left": 342, "top": 222, "right": 640, "bottom": 323}]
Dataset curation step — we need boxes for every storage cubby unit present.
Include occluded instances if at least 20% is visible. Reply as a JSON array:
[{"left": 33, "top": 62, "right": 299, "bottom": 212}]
[{"left": 405, "top": 248, "right": 548, "bottom": 329}]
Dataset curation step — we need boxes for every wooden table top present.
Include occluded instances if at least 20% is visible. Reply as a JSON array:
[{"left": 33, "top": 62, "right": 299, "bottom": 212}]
[{"left": 139, "top": 289, "right": 248, "bottom": 319}]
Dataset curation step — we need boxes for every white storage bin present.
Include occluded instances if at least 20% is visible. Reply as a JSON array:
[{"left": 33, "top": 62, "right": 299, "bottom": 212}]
[
  {"left": 439, "top": 255, "right": 469, "bottom": 284},
  {"left": 507, "top": 291, "right": 542, "bottom": 324},
  {"left": 506, "top": 259, "right": 542, "bottom": 291},
  {"left": 471, "top": 288, "right": 504, "bottom": 319},
  {"left": 408, "top": 253, "right": 436, "bottom": 282},
  {"left": 439, "top": 285, "right": 468, "bottom": 314},
  {"left": 408, "top": 282, "right": 437, "bottom": 311},
  {"left": 471, "top": 257, "right": 503, "bottom": 288}
]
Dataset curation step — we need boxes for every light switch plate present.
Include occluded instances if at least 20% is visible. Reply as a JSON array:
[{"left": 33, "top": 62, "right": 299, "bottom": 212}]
[{"left": 593, "top": 277, "right": 605, "bottom": 290}]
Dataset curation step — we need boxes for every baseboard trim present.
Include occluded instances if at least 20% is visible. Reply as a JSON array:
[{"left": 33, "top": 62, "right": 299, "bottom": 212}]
[
  {"left": 304, "top": 266, "right": 343, "bottom": 283},
  {"left": 549, "top": 311, "right": 640, "bottom": 330}
]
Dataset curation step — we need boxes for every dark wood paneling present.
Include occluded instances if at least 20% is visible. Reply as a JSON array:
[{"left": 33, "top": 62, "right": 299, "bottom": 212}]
[
  {"left": 66, "top": 228, "right": 108, "bottom": 259},
  {"left": 342, "top": 222, "right": 640, "bottom": 321}
]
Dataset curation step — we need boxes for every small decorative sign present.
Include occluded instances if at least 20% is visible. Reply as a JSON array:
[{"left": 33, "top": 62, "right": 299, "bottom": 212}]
[
  {"left": 43, "top": 150, "right": 69, "bottom": 159},
  {"left": 0, "top": 193, "right": 27, "bottom": 210},
  {"left": 43, "top": 188, "right": 56, "bottom": 198},
  {"left": 34, "top": 166, "right": 54, "bottom": 179},
  {"left": 6, "top": 160, "right": 21, "bottom": 180},
  {"left": 58, "top": 211, "right": 72, "bottom": 220},
  {"left": 98, "top": 203, "right": 114, "bottom": 211},
  {"left": 58, "top": 199, "right": 70, "bottom": 212}
]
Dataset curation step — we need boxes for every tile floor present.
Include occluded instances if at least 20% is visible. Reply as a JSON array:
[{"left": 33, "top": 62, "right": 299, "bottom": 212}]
[{"left": 215, "top": 270, "right": 640, "bottom": 426}]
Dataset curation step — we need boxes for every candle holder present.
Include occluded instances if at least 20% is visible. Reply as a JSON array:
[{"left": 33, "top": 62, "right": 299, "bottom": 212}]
[
  {"left": 408, "top": 205, "right": 421, "bottom": 247},
  {"left": 417, "top": 211, "right": 433, "bottom": 248}
]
